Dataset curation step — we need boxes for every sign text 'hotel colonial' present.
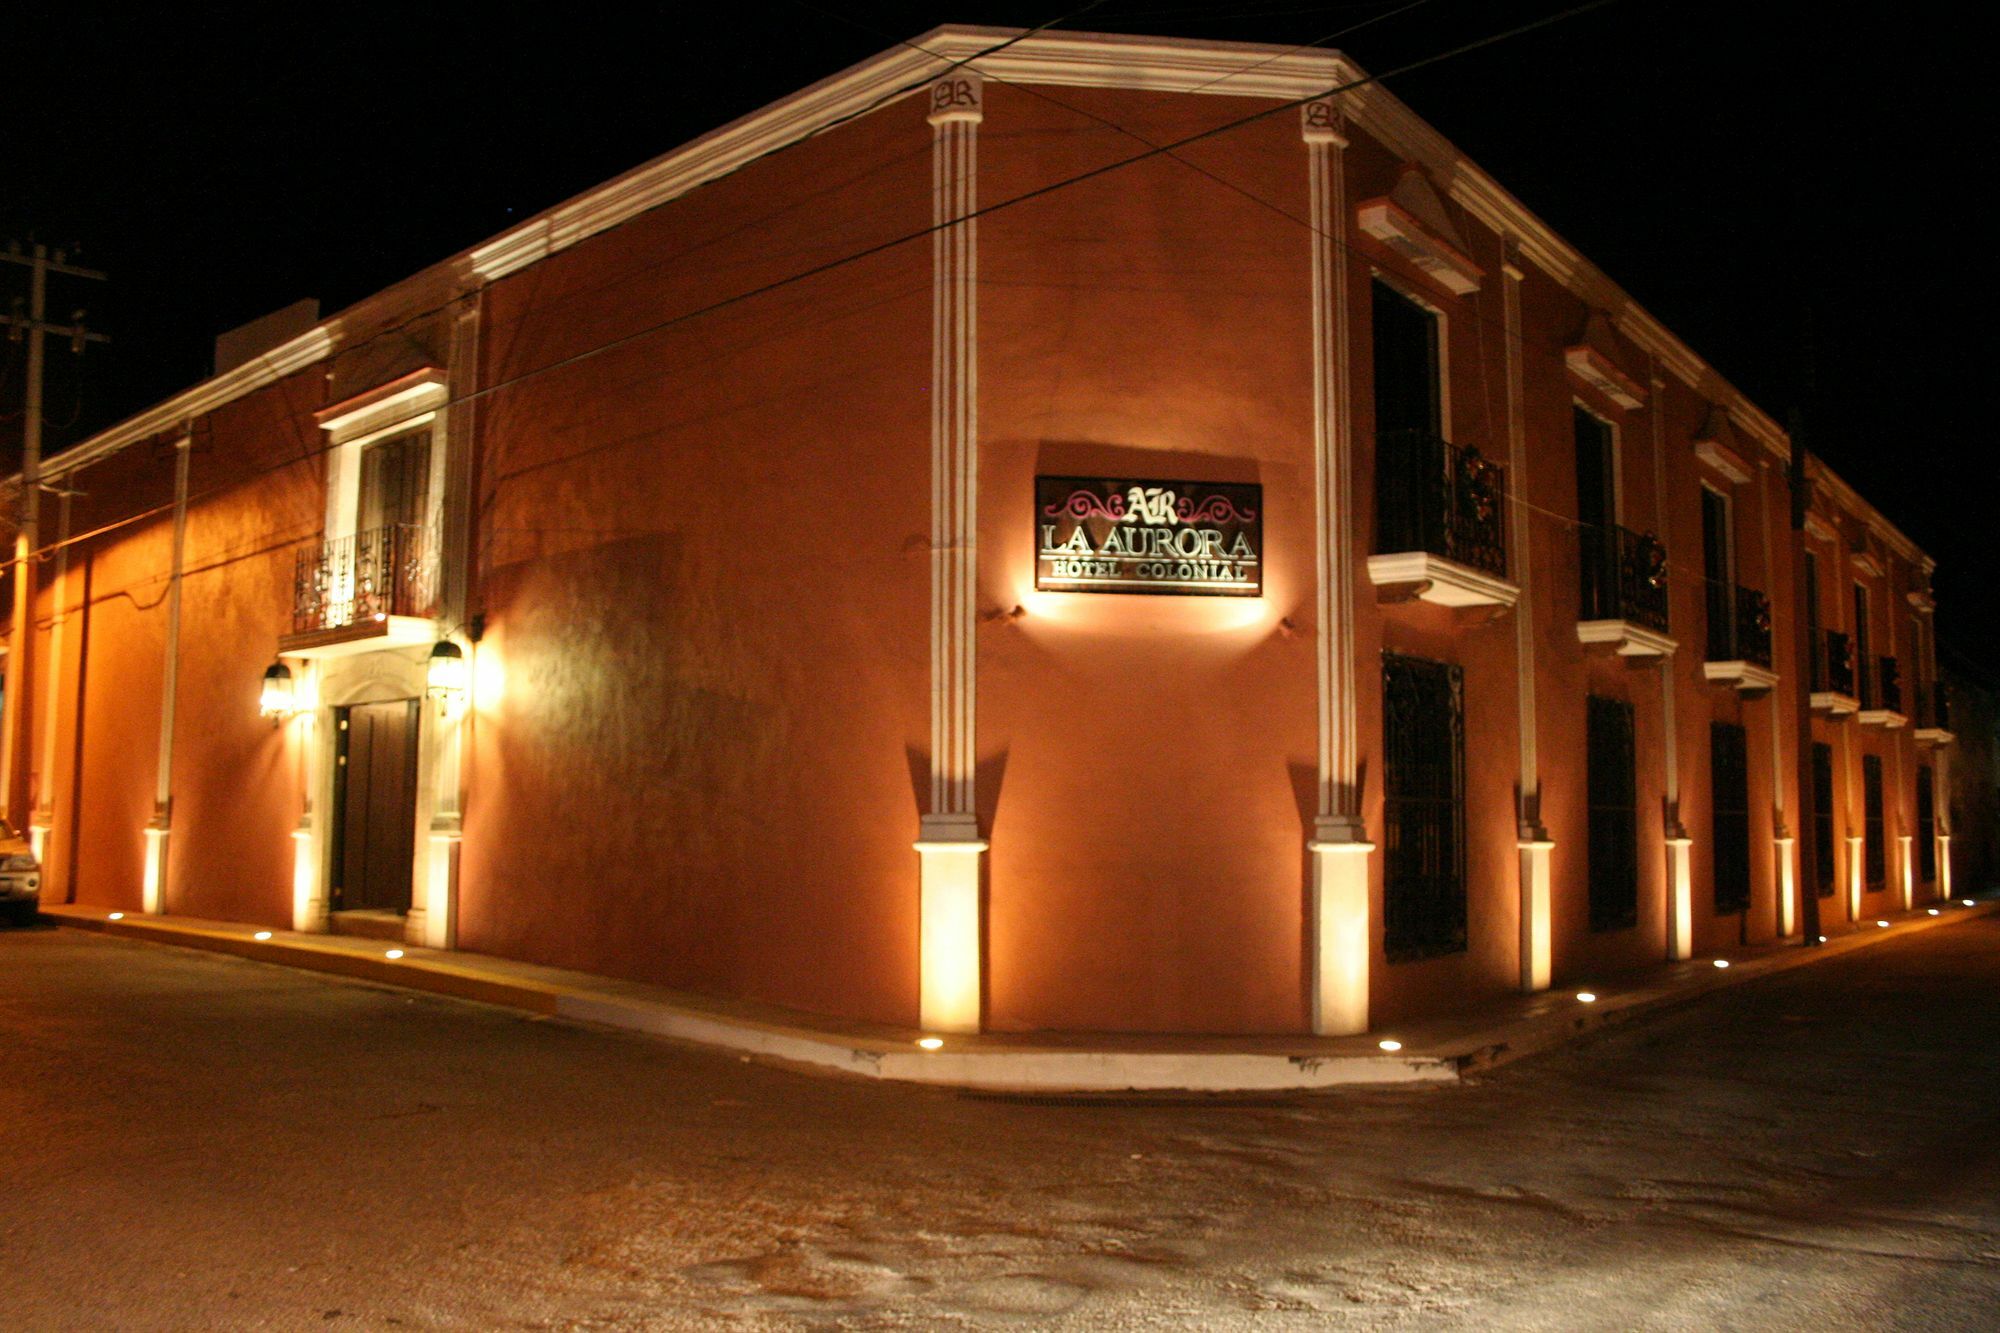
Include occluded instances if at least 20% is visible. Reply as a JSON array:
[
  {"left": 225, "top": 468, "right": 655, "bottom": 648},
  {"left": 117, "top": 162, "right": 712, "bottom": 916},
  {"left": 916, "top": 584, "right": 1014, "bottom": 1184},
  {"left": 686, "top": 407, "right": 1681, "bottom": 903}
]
[{"left": 1035, "top": 476, "right": 1262, "bottom": 597}]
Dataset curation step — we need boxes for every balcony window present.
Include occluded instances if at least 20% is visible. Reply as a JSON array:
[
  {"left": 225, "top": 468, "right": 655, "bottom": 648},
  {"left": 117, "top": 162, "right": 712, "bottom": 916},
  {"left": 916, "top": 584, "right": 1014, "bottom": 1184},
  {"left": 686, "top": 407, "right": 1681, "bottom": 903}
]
[
  {"left": 1859, "top": 654, "right": 1907, "bottom": 728},
  {"left": 1809, "top": 628, "right": 1858, "bottom": 716},
  {"left": 1369, "top": 429, "right": 1515, "bottom": 605}
]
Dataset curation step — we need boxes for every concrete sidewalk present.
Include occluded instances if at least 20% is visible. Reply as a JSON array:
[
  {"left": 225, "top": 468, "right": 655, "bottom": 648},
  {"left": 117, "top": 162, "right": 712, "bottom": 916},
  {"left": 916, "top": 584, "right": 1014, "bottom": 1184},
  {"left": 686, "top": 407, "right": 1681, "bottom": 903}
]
[{"left": 41, "top": 896, "right": 1996, "bottom": 1093}]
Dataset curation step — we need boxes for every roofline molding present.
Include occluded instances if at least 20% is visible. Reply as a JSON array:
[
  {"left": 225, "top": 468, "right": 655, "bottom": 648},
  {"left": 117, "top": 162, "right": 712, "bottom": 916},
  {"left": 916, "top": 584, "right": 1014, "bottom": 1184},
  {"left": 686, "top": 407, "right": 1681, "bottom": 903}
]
[{"left": 23, "top": 26, "right": 1927, "bottom": 565}]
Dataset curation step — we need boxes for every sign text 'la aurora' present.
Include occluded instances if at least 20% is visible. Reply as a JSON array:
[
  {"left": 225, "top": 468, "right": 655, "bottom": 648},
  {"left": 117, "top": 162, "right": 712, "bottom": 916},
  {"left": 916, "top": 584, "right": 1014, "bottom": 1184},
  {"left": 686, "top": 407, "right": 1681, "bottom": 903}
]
[{"left": 1035, "top": 476, "right": 1263, "bottom": 597}]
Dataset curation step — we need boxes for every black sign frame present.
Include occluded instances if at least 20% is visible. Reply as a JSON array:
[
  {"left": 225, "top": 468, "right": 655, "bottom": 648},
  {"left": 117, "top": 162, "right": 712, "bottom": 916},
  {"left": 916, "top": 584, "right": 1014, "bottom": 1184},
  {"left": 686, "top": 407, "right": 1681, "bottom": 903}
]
[{"left": 1034, "top": 475, "right": 1263, "bottom": 598}]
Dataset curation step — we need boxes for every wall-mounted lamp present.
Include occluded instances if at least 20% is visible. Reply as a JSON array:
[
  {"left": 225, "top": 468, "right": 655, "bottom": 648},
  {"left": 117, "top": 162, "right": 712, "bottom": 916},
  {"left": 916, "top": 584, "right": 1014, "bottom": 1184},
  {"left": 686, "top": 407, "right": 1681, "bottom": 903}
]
[
  {"left": 259, "top": 662, "right": 297, "bottom": 722},
  {"left": 427, "top": 640, "right": 467, "bottom": 713}
]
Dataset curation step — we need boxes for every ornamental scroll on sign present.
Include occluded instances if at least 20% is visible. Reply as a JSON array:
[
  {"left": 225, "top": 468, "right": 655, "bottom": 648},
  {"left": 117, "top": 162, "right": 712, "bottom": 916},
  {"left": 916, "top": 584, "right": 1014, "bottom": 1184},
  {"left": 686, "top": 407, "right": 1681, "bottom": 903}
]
[{"left": 1034, "top": 476, "right": 1263, "bottom": 597}]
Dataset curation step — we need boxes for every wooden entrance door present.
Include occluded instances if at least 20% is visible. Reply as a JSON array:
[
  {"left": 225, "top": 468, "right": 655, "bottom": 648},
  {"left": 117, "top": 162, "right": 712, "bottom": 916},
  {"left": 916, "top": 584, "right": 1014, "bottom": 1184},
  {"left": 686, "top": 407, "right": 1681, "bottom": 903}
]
[{"left": 332, "top": 700, "right": 421, "bottom": 913}]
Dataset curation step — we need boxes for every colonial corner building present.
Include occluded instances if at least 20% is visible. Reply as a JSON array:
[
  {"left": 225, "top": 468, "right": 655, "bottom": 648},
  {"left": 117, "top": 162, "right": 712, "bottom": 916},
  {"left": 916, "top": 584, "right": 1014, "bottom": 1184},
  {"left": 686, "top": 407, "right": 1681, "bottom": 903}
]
[{"left": 0, "top": 28, "right": 1965, "bottom": 1040}]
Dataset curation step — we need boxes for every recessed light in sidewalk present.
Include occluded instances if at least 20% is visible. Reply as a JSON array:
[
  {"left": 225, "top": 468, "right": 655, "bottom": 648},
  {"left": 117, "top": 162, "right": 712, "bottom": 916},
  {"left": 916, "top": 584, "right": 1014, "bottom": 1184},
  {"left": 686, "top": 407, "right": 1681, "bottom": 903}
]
[
  {"left": 1876, "top": 920, "right": 1889, "bottom": 928},
  {"left": 1928, "top": 908, "right": 1941, "bottom": 916},
  {"left": 1576, "top": 992, "right": 1598, "bottom": 1004},
  {"left": 107, "top": 912, "right": 124, "bottom": 920},
  {"left": 1712, "top": 959, "right": 1731, "bottom": 969},
  {"left": 916, "top": 1036, "right": 943, "bottom": 1051},
  {"left": 253, "top": 931, "right": 271, "bottom": 941},
  {"left": 1378, "top": 1039, "right": 1403, "bottom": 1052},
  {"left": 1964, "top": 900, "right": 1976, "bottom": 907},
  {"left": 384, "top": 949, "right": 404, "bottom": 960},
  {"left": 1817, "top": 935, "right": 1828, "bottom": 943}
]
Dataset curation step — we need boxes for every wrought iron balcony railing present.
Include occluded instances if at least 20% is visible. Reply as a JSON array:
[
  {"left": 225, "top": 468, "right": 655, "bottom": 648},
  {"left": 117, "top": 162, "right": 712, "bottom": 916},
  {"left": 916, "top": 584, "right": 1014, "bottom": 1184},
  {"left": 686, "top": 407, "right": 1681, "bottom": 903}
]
[
  {"left": 1579, "top": 523, "right": 1670, "bottom": 632},
  {"left": 291, "top": 522, "right": 437, "bottom": 635},
  {"left": 1703, "top": 581, "right": 1773, "bottom": 667},
  {"left": 1810, "top": 628, "right": 1856, "bottom": 698},
  {"left": 1373, "top": 428, "right": 1508, "bottom": 579}
]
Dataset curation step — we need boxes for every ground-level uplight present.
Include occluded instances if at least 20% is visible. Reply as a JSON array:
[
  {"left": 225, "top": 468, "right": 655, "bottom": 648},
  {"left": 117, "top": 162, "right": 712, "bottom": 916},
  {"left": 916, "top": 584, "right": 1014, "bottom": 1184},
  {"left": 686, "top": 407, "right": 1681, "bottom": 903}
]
[
  {"left": 1378, "top": 1039, "right": 1403, "bottom": 1052},
  {"left": 107, "top": 911, "right": 124, "bottom": 920},
  {"left": 1712, "top": 959, "right": 1731, "bottom": 969},
  {"left": 384, "top": 949, "right": 404, "bottom": 960},
  {"left": 1576, "top": 992, "right": 1598, "bottom": 1004},
  {"left": 1817, "top": 935, "right": 1828, "bottom": 943},
  {"left": 1876, "top": 920, "right": 1890, "bottom": 928},
  {"left": 1928, "top": 908, "right": 1941, "bottom": 916},
  {"left": 254, "top": 931, "right": 272, "bottom": 941},
  {"left": 916, "top": 1036, "right": 944, "bottom": 1051},
  {"left": 1964, "top": 900, "right": 1976, "bottom": 907}
]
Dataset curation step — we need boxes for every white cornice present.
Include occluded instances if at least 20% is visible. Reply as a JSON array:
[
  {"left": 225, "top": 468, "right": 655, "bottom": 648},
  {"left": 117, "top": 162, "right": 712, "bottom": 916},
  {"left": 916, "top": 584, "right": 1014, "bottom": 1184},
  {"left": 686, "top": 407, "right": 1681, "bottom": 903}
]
[
  {"left": 17, "top": 27, "right": 1932, "bottom": 573},
  {"left": 40, "top": 324, "right": 337, "bottom": 480}
]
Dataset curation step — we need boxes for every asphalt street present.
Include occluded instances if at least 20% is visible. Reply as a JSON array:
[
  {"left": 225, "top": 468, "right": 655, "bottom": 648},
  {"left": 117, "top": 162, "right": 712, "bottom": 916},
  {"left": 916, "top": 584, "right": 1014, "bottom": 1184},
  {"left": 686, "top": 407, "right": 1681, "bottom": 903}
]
[{"left": 4, "top": 917, "right": 1998, "bottom": 1330}]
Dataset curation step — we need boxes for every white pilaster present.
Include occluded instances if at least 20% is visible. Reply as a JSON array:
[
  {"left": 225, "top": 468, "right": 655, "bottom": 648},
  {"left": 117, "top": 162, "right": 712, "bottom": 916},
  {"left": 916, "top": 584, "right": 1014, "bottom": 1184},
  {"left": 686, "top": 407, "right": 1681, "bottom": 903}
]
[
  {"left": 30, "top": 491, "right": 71, "bottom": 863},
  {"left": 1502, "top": 246, "right": 1549, "bottom": 990},
  {"left": 292, "top": 662, "right": 328, "bottom": 933},
  {"left": 1775, "top": 836, "right": 1797, "bottom": 937},
  {"left": 918, "top": 73, "right": 986, "bottom": 1034},
  {"left": 145, "top": 435, "right": 192, "bottom": 915},
  {"left": 1303, "top": 99, "right": 1372, "bottom": 1034},
  {"left": 1651, "top": 369, "right": 1688, "bottom": 957},
  {"left": 1846, "top": 833, "right": 1864, "bottom": 921}
]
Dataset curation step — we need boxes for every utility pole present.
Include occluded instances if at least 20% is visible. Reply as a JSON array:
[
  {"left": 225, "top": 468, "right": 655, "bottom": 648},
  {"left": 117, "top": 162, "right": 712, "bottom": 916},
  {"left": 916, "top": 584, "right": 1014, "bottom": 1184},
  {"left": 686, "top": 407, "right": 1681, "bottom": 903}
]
[
  {"left": 1, "top": 241, "right": 109, "bottom": 832},
  {"left": 1788, "top": 406, "right": 1821, "bottom": 947}
]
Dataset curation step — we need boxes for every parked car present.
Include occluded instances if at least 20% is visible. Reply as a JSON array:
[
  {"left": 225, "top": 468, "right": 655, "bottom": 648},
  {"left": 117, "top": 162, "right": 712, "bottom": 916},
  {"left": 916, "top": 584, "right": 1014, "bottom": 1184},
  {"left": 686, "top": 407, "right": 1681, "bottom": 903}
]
[{"left": 1, "top": 821, "right": 39, "bottom": 925}]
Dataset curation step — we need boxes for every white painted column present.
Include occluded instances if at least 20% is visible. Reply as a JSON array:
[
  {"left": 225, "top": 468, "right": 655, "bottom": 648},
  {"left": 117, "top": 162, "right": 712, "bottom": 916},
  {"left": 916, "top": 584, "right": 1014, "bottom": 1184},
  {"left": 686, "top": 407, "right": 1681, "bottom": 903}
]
[
  {"left": 1846, "top": 833, "right": 1864, "bottom": 921},
  {"left": 143, "top": 435, "right": 192, "bottom": 914},
  {"left": 29, "top": 490, "right": 70, "bottom": 863},
  {"left": 291, "top": 660, "right": 327, "bottom": 933},
  {"left": 917, "top": 73, "right": 986, "bottom": 1035},
  {"left": 1757, "top": 459, "right": 1795, "bottom": 936},
  {"left": 1650, "top": 368, "right": 1692, "bottom": 960},
  {"left": 1501, "top": 244, "right": 1551, "bottom": 992},
  {"left": 1302, "top": 99, "right": 1373, "bottom": 1036}
]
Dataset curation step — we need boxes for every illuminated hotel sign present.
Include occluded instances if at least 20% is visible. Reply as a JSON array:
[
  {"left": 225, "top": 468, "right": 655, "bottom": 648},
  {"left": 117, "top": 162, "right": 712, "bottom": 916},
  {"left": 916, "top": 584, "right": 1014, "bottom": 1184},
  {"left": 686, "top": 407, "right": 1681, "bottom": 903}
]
[{"left": 1035, "top": 476, "right": 1262, "bottom": 597}]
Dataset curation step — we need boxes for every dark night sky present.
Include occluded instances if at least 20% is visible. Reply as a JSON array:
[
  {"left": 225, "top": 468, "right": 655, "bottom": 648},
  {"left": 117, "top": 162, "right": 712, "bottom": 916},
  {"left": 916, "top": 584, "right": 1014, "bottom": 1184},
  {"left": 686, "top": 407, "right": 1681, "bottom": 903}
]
[{"left": 3, "top": 1, "right": 1991, "bottom": 661}]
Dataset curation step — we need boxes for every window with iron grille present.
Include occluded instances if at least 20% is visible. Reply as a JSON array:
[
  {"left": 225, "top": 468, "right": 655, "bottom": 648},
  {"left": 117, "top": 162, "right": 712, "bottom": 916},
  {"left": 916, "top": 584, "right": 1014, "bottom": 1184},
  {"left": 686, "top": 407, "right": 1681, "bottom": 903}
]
[
  {"left": 1710, "top": 722, "right": 1751, "bottom": 914},
  {"left": 1812, "top": 742, "right": 1835, "bottom": 897},
  {"left": 1587, "top": 695, "right": 1639, "bottom": 931},
  {"left": 1863, "top": 754, "right": 1886, "bottom": 889},
  {"left": 1383, "top": 654, "right": 1467, "bottom": 962}
]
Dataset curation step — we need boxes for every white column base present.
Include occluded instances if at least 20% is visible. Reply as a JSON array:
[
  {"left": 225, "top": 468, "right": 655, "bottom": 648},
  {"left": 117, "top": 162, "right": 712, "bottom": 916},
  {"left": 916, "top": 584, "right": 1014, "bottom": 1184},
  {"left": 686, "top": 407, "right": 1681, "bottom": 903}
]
[
  {"left": 1518, "top": 840, "right": 1554, "bottom": 992},
  {"left": 1897, "top": 835, "right": 1914, "bottom": 911},
  {"left": 291, "top": 820, "right": 327, "bottom": 933},
  {"left": 1775, "top": 836, "right": 1797, "bottom": 937},
  {"left": 1937, "top": 834, "right": 1952, "bottom": 900},
  {"left": 1846, "top": 835, "right": 1864, "bottom": 921},
  {"left": 1666, "top": 837, "right": 1694, "bottom": 961},
  {"left": 28, "top": 818, "right": 50, "bottom": 865},
  {"left": 141, "top": 822, "right": 169, "bottom": 915},
  {"left": 916, "top": 815, "right": 985, "bottom": 1035},
  {"left": 413, "top": 826, "right": 461, "bottom": 951},
  {"left": 1309, "top": 826, "right": 1373, "bottom": 1036}
]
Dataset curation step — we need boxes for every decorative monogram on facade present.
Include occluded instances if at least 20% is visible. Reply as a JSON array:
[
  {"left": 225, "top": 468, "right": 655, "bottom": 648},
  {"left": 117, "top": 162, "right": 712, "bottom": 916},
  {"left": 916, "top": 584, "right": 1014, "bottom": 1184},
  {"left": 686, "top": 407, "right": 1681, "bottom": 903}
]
[
  {"left": 1035, "top": 476, "right": 1263, "bottom": 597},
  {"left": 1303, "top": 101, "right": 1337, "bottom": 131},
  {"left": 931, "top": 78, "right": 980, "bottom": 114}
]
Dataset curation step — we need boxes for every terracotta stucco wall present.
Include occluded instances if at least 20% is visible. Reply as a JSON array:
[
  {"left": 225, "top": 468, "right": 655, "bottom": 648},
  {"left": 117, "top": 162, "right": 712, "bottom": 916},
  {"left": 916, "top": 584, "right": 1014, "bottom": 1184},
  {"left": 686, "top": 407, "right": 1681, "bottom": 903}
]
[{"left": 459, "top": 99, "right": 932, "bottom": 1025}]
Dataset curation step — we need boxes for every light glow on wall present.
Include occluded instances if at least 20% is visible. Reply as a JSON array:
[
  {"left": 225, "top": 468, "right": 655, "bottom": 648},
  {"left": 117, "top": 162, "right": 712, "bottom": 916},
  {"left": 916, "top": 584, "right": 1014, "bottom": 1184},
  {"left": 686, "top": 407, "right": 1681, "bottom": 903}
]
[
  {"left": 141, "top": 826, "right": 168, "bottom": 915},
  {"left": 1012, "top": 580, "right": 1278, "bottom": 637},
  {"left": 473, "top": 643, "right": 506, "bottom": 712},
  {"left": 1518, "top": 840, "right": 1554, "bottom": 993},
  {"left": 1846, "top": 835, "right": 1864, "bottom": 921},
  {"left": 1775, "top": 836, "right": 1797, "bottom": 937},
  {"left": 916, "top": 839, "right": 985, "bottom": 1034},
  {"left": 1666, "top": 837, "right": 1694, "bottom": 962},
  {"left": 1310, "top": 838, "right": 1373, "bottom": 1036}
]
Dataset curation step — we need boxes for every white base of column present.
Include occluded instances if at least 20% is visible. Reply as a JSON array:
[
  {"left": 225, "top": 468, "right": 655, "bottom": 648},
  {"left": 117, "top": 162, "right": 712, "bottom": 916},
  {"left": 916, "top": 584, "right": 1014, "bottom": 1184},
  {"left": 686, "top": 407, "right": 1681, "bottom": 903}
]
[
  {"left": 412, "top": 826, "right": 461, "bottom": 951},
  {"left": 916, "top": 815, "right": 985, "bottom": 1035},
  {"left": 1846, "top": 835, "right": 1864, "bottom": 921},
  {"left": 141, "top": 823, "right": 169, "bottom": 915},
  {"left": 28, "top": 819, "right": 50, "bottom": 865},
  {"left": 1309, "top": 827, "right": 1373, "bottom": 1036},
  {"left": 1937, "top": 834, "right": 1952, "bottom": 900},
  {"left": 291, "top": 821, "right": 327, "bottom": 934},
  {"left": 1897, "top": 835, "right": 1914, "bottom": 911},
  {"left": 1666, "top": 837, "right": 1694, "bottom": 960},
  {"left": 1518, "top": 840, "right": 1554, "bottom": 992},
  {"left": 1775, "top": 836, "right": 1797, "bottom": 937}
]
